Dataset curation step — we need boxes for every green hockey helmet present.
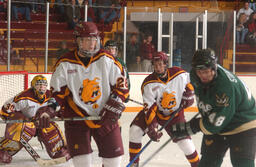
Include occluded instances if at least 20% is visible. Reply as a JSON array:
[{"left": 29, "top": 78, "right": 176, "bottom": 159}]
[{"left": 192, "top": 48, "right": 217, "bottom": 71}]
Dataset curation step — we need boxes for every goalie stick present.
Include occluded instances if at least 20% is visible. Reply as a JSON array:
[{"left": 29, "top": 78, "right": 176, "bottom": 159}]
[
  {"left": 126, "top": 105, "right": 184, "bottom": 167},
  {"left": 20, "top": 137, "right": 67, "bottom": 166},
  {"left": 0, "top": 116, "right": 101, "bottom": 124},
  {"left": 140, "top": 112, "right": 200, "bottom": 167}
]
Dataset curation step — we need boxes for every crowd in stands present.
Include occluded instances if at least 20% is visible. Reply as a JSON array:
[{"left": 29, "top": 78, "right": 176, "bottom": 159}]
[{"left": 236, "top": 1, "right": 256, "bottom": 46}]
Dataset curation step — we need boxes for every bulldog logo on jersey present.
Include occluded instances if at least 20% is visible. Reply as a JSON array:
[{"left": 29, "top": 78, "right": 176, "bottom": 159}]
[
  {"left": 160, "top": 91, "right": 177, "bottom": 110},
  {"left": 79, "top": 77, "right": 101, "bottom": 108}
]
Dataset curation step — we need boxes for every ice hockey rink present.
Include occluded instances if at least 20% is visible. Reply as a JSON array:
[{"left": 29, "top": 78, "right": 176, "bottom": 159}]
[{"left": 0, "top": 112, "right": 238, "bottom": 167}]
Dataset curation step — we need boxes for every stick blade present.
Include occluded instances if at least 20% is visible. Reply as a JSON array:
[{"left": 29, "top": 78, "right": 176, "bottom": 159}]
[{"left": 37, "top": 157, "right": 66, "bottom": 166}]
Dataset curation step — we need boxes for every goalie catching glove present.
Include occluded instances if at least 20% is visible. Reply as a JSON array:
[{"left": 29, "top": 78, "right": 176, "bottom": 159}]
[
  {"left": 35, "top": 98, "right": 60, "bottom": 129},
  {"left": 169, "top": 118, "right": 201, "bottom": 140},
  {"left": 98, "top": 98, "right": 125, "bottom": 136}
]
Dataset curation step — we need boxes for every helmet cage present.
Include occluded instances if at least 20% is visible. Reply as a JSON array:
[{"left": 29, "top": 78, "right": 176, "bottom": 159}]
[{"left": 31, "top": 75, "right": 48, "bottom": 100}]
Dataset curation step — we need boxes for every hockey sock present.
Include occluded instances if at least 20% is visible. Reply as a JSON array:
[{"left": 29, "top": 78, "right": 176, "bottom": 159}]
[
  {"left": 231, "top": 157, "right": 254, "bottom": 167},
  {"left": 129, "top": 142, "right": 142, "bottom": 163},
  {"left": 185, "top": 150, "right": 199, "bottom": 167}
]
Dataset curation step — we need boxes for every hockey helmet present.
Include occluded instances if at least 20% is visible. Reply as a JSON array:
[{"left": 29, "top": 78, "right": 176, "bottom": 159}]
[
  {"left": 31, "top": 75, "right": 48, "bottom": 101},
  {"left": 74, "top": 22, "right": 101, "bottom": 57},
  {"left": 152, "top": 51, "right": 168, "bottom": 64},
  {"left": 192, "top": 48, "right": 217, "bottom": 71},
  {"left": 74, "top": 22, "right": 99, "bottom": 38},
  {"left": 104, "top": 40, "right": 118, "bottom": 57}
]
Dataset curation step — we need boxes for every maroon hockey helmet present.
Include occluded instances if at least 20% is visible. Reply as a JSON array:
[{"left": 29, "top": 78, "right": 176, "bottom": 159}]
[
  {"left": 152, "top": 51, "right": 168, "bottom": 64},
  {"left": 74, "top": 22, "right": 99, "bottom": 38}
]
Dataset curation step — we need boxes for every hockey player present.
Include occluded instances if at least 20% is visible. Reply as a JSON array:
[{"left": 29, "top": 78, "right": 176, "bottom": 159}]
[
  {"left": 0, "top": 75, "right": 70, "bottom": 164},
  {"left": 35, "top": 22, "right": 129, "bottom": 167},
  {"left": 104, "top": 39, "right": 130, "bottom": 90},
  {"left": 170, "top": 48, "right": 256, "bottom": 167},
  {"left": 129, "top": 51, "right": 199, "bottom": 167}
]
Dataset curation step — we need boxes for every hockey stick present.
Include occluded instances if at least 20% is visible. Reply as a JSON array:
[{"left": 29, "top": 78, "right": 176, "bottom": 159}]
[
  {"left": 140, "top": 112, "right": 200, "bottom": 167},
  {"left": 128, "top": 98, "right": 143, "bottom": 106},
  {"left": 126, "top": 105, "right": 184, "bottom": 167},
  {"left": 0, "top": 116, "right": 101, "bottom": 124},
  {"left": 20, "top": 137, "right": 66, "bottom": 166}
]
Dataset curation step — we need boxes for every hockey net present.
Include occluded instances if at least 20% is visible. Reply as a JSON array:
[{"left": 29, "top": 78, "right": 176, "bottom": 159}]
[{"left": 0, "top": 71, "right": 28, "bottom": 108}]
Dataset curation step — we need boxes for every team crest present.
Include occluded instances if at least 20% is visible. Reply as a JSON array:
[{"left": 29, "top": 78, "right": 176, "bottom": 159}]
[
  {"left": 160, "top": 91, "right": 176, "bottom": 110},
  {"left": 216, "top": 94, "right": 229, "bottom": 107},
  {"left": 79, "top": 77, "right": 101, "bottom": 108}
]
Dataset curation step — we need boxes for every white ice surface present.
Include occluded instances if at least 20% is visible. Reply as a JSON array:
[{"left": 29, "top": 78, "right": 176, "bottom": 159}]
[{"left": 0, "top": 112, "right": 241, "bottom": 167}]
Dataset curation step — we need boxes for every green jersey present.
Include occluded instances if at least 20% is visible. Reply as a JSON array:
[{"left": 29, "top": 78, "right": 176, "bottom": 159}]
[{"left": 190, "top": 65, "right": 256, "bottom": 135}]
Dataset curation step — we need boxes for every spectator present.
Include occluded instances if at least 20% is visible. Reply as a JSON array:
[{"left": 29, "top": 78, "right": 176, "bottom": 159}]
[
  {"left": 140, "top": 34, "right": 156, "bottom": 72},
  {"left": 249, "top": 0, "right": 256, "bottom": 12},
  {"left": 30, "top": 0, "right": 46, "bottom": 14},
  {"left": 237, "top": 2, "right": 253, "bottom": 21},
  {"left": 246, "top": 12, "right": 256, "bottom": 46},
  {"left": 11, "top": 0, "right": 32, "bottom": 21},
  {"left": 0, "top": 0, "right": 7, "bottom": 13},
  {"left": 65, "top": 0, "right": 81, "bottom": 29},
  {"left": 83, "top": 0, "right": 96, "bottom": 22},
  {"left": 56, "top": 41, "right": 70, "bottom": 59},
  {"left": 54, "top": 0, "right": 65, "bottom": 22},
  {"left": 126, "top": 33, "right": 141, "bottom": 72},
  {"left": 236, "top": 13, "right": 248, "bottom": 44},
  {"left": 96, "top": 0, "right": 121, "bottom": 24}
]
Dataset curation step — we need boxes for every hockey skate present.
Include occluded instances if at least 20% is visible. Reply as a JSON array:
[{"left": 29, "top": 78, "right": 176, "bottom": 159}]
[{"left": 131, "top": 162, "right": 139, "bottom": 167}]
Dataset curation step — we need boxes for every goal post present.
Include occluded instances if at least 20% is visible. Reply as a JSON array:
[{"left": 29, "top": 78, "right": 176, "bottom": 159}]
[{"left": 0, "top": 71, "right": 29, "bottom": 108}]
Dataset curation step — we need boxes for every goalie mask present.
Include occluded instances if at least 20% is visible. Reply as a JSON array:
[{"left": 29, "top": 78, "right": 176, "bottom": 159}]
[
  {"left": 31, "top": 75, "right": 48, "bottom": 101},
  {"left": 104, "top": 40, "right": 118, "bottom": 57},
  {"left": 192, "top": 48, "right": 217, "bottom": 71},
  {"left": 74, "top": 22, "right": 100, "bottom": 57},
  {"left": 152, "top": 51, "right": 168, "bottom": 78}
]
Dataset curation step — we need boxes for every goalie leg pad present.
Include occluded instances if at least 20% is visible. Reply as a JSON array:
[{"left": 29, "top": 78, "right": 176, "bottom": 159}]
[
  {"left": 0, "top": 149, "right": 12, "bottom": 163},
  {"left": 0, "top": 137, "right": 22, "bottom": 156},
  {"left": 37, "top": 121, "right": 70, "bottom": 160},
  {"left": 5, "top": 123, "right": 36, "bottom": 142}
]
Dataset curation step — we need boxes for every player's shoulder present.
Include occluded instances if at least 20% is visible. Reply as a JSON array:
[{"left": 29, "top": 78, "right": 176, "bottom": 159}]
[
  {"left": 92, "top": 49, "right": 124, "bottom": 72},
  {"left": 142, "top": 73, "right": 159, "bottom": 88},
  {"left": 167, "top": 66, "right": 186, "bottom": 76},
  {"left": 54, "top": 50, "right": 82, "bottom": 67},
  {"left": 13, "top": 88, "right": 35, "bottom": 102}
]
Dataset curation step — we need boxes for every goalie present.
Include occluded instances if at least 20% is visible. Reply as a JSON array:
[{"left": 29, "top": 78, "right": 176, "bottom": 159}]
[{"left": 0, "top": 75, "right": 70, "bottom": 164}]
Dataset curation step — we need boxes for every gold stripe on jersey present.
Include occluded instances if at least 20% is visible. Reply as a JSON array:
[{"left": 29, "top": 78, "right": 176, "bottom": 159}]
[
  {"left": 14, "top": 96, "right": 49, "bottom": 105},
  {"left": 129, "top": 148, "right": 141, "bottom": 154},
  {"left": 56, "top": 87, "right": 70, "bottom": 99},
  {"left": 199, "top": 119, "right": 256, "bottom": 135},
  {"left": 141, "top": 70, "right": 185, "bottom": 94},
  {"left": 145, "top": 104, "right": 157, "bottom": 125},
  {"left": 114, "top": 89, "right": 129, "bottom": 100},
  {"left": 0, "top": 110, "right": 9, "bottom": 117},
  {"left": 67, "top": 96, "right": 101, "bottom": 129}
]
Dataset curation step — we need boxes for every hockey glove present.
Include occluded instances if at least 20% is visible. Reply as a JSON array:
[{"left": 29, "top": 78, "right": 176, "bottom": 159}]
[
  {"left": 170, "top": 118, "right": 201, "bottom": 140},
  {"left": 98, "top": 98, "right": 125, "bottom": 136},
  {"left": 180, "top": 84, "right": 194, "bottom": 109},
  {"left": 145, "top": 118, "right": 163, "bottom": 142}
]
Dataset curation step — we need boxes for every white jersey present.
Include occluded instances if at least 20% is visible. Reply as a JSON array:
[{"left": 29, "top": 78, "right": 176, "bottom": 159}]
[
  {"left": 1, "top": 89, "right": 50, "bottom": 119},
  {"left": 142, "top": 67, "right": 190, "bottom": 121},
  {"left": 50, "top": 49, "right": 129, "bottom": 118}
]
